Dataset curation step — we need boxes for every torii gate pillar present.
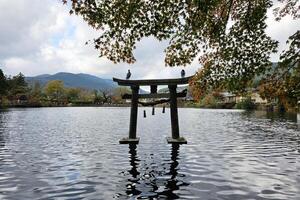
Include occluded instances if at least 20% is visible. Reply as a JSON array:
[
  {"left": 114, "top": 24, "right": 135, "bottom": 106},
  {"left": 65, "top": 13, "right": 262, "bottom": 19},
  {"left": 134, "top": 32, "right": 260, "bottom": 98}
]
[
  {"left": 169, "top": 85, "right": 179, "bottom": 139},
  {"left": 167, "top": 85, "right": 187, "bottom": 144},
  {"left": 120, "top": 85, "right": 140, "bottom": 144}
]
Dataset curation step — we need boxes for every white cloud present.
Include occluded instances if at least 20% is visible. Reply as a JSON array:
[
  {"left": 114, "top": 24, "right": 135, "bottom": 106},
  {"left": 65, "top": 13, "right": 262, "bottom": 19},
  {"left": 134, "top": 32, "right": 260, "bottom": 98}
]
[
  {"left": 266, "top": 7, "right": 300, "bottom": 61},
  {"left": 0, "top": 0, "right": 299, "bottom": 80}
]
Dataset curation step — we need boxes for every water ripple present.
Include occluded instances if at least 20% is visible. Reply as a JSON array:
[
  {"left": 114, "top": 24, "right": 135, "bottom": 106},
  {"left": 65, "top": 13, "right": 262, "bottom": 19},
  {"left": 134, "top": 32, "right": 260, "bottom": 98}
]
[{"left": 0, "top": 108, "right": 299, "bottom": 199}]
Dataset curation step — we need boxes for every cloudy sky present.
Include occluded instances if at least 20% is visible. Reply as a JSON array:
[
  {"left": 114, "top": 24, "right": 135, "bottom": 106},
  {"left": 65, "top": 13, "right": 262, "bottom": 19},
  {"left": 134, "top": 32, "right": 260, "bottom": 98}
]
[{"left": 0, "top": 0, "right": 299, "bottom": 80}]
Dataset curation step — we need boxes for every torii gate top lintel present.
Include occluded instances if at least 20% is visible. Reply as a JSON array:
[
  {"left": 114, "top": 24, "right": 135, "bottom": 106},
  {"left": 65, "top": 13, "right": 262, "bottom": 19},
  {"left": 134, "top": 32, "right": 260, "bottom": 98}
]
[{"left": 112, "top": 75, "right": 193, "bottom": 86}]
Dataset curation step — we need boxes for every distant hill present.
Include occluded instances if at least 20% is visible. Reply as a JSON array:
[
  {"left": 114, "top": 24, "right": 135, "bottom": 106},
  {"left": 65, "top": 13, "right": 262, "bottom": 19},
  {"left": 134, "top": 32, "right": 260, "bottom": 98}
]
[
  {"left": 252, "top": 62, "right": 278, "bottom": 87},
  {"left": 158, "top": 85, "right": 188, "bottom": 93},
  {"left": 26, "top": 72, "right": 117, "bottom": 90}
]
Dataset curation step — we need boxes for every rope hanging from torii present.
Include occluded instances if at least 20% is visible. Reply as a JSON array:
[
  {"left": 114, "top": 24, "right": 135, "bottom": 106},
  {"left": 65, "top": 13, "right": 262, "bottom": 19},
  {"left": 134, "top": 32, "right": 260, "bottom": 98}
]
[
  {"left": 122, "top": 89, "right": 188, "bottom": 107},
  {"left": 138, "top": 98, "right": 170, "bottom": 106}
]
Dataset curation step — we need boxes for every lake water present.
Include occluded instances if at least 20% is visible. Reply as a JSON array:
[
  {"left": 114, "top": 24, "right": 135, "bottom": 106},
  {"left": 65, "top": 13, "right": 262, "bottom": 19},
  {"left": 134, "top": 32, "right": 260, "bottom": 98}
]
[{"left": 0, "top": 107, "right": 299, "bottom": 199}]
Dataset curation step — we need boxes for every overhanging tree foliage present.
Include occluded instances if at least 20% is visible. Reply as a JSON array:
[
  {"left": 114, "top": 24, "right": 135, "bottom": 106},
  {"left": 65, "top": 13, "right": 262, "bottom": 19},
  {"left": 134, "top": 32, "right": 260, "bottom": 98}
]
[
  {"left": 63, "top": 0, "right": 299, "bottom": 99},
  {"left": 259, "top": 30, "right": 300, "bottom": 109}
]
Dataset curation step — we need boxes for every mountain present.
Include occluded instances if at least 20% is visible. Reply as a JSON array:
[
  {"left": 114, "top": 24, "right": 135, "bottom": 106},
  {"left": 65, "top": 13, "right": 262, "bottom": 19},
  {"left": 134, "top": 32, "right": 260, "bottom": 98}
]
[
  {"left": 158, "top": 85, "right": 188, "bottom": 93},
  {"left": 26, "top": 72, "right": 117, "bottom": 90}
]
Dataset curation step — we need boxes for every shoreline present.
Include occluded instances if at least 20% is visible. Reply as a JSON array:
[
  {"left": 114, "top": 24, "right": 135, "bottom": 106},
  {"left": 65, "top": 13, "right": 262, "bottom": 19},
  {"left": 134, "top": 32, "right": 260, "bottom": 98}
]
[{"left": 1, "top": 104, "right": 299, "bottom": 114}]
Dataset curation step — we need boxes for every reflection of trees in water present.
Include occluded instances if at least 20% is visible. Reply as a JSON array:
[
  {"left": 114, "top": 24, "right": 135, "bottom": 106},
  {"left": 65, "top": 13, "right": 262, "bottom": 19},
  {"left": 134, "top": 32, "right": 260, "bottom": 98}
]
[
  {"left": 121, "top": 144, "right": 187, "bottom": 199},
  {"left": 240, "top": 110, "right": 300, "bottom": 153},
  {"left": 241, "top": 110, "right": 297, "bottom": 123},
  {"left": 0, "top": 111, "right": 6, "bottom": 149}
]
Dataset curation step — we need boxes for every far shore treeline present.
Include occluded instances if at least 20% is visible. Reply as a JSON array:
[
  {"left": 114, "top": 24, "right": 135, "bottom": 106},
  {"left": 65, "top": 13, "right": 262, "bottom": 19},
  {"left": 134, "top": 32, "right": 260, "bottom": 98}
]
[
  {"left": 0, "top": 68, "right": 299, "bottom": 112},
  {"left": 0, "top": 69, "right": 131, "bottom": 107}
]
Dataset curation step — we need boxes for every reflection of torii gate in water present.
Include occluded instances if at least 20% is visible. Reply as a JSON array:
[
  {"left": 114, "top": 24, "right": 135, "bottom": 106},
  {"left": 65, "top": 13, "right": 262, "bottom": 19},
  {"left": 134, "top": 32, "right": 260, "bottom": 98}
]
[
  {"left": 113, "top": 75, "right": 193, "bottom": 144},
  {"left": 122, "top": 144, "right": 183, "bottom": 198}
]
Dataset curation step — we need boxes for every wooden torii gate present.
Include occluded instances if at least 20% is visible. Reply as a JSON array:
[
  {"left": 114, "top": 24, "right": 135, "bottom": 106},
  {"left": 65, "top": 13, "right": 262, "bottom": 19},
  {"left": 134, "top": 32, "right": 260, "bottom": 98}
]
[{"left": 113, "top": 75, "right": 193, "bottom": 144}]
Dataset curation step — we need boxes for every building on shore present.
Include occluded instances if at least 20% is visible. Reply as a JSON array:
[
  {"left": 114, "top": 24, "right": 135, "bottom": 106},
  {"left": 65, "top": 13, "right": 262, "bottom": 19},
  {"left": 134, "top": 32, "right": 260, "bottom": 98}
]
[{"left": 220, "top": 90, "right": 268, "bottom": 105}]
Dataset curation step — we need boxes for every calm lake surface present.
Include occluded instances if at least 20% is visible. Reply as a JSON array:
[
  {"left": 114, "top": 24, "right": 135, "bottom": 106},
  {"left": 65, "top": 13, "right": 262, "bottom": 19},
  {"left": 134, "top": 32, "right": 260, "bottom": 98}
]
[{"left": 0, "top": 107, "right": 299, "bottom": 199}]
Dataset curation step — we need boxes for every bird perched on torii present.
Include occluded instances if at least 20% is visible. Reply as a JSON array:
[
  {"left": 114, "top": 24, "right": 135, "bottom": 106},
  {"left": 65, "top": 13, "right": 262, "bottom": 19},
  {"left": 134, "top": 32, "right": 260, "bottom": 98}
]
[
  {"left": 126, "top": 69, "right": 131, "bottom": 80},
  {"left": 181, "top": 69, "right": 185, "bottom": 78}
]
